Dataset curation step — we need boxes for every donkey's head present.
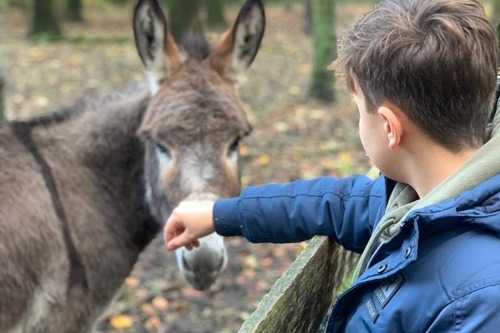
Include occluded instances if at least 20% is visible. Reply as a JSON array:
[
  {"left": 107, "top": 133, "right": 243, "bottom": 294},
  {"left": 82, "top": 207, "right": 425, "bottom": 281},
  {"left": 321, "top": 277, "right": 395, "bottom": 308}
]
[{"left": 133, "top": 0, "right": 265, "bottom": 290}]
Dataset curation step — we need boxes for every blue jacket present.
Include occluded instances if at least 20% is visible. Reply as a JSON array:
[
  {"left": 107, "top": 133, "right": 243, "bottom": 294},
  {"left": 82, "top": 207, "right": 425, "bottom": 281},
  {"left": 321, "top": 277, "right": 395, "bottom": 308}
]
[{"left": 213, "top": 122, "right": 500, "bottom": 333}]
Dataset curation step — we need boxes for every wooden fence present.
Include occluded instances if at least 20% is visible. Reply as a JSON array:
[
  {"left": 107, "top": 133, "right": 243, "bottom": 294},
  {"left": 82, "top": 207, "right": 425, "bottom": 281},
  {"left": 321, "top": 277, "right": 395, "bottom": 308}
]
[{"left": 238, "top": 236, "right": 357, "bottom": 333}]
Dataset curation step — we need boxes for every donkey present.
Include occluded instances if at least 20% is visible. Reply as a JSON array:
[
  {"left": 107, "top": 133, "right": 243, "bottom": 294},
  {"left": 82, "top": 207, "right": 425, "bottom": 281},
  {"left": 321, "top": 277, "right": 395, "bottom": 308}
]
[{"left": 0, "top": 0, "right": 265, "bottom": 331}]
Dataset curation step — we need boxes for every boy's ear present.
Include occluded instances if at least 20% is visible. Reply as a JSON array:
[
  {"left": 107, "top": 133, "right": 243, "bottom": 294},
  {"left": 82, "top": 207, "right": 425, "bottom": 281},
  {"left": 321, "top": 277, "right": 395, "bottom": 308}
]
[{"left": 378, "top": 103, "right": 403, "bottom": 149}]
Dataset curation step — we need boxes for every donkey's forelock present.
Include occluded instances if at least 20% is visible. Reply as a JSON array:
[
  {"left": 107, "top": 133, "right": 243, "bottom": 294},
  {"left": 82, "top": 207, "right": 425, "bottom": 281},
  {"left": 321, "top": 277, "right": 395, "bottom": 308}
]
[
  {"left": 142, "top": 110, "right": 251, "bottom": 148},
  {"left": 138, "top": 62, "right": 252, "bottom": 143},
  {"left": 180, "top": 31, "right": 212, "bottom": 60}
]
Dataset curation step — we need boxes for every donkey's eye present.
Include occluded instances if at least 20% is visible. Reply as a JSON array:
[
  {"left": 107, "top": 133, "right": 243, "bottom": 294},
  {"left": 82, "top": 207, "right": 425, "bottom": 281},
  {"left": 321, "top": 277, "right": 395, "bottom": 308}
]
[
  {"left": 228, "top": 138, "right": 240, "bottom": 154},
  {"left": 156, "top": 143, "right": 171, "bottom": 158}
]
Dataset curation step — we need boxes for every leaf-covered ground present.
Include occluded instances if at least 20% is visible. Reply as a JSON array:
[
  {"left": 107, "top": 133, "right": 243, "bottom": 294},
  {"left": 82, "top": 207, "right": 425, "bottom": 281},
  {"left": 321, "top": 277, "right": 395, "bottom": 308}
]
[{"left": 0, "top": 3, "right": 372, "bottom": 332}]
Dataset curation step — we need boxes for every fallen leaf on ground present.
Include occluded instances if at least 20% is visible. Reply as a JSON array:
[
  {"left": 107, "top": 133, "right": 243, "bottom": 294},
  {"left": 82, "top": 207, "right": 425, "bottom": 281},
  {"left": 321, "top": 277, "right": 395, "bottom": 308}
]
[{"left": 110, "top": 314, "right": 134, "bottom": 329}]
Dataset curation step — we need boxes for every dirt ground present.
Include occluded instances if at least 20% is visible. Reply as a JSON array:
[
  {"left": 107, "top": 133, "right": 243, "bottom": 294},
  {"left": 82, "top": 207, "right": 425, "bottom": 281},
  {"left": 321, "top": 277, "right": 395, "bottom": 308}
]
[{"left": 0, "top": 2, "right": 372, "bottom": 332}]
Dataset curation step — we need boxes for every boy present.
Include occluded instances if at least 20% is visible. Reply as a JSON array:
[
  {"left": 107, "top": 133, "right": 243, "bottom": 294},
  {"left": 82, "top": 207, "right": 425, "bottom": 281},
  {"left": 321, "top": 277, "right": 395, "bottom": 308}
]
[{"left": 164, "top": 0, "right": 500, "bottom": 331}]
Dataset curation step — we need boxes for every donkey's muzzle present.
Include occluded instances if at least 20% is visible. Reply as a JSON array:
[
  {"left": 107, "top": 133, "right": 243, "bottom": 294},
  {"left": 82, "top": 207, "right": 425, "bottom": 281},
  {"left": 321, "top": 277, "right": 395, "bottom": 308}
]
[
  {"left": 175, "top": 232, "right": 227, "bottom": 290},
  {"left": 174, "top": 192, "right": 227, "bottom": 290}
]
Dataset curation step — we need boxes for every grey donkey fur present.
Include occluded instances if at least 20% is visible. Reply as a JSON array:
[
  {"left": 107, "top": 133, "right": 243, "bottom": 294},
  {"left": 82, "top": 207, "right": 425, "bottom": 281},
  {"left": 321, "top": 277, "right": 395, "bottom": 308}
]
[{"left": 0, "top": 0, "right": 265, "bottom": 331}]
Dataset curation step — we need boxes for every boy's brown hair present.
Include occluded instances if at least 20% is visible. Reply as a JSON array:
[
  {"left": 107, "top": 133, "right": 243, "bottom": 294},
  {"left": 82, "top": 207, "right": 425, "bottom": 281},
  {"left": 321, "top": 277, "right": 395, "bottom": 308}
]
[{"left": 331, "top": 0, "right": 498, "bottom": 151}]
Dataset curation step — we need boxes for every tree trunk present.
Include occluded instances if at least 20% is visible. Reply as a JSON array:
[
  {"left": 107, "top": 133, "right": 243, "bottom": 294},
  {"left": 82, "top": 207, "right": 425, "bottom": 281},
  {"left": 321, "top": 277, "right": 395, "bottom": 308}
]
[
  {"left": 497, "top": 22, "right": 500, "bottom": 46},
  {"left": 0, "top": 1, "right": 5, "bottom": 42},
  {"left": 205, "top": 0, "right": 226, "bottom": 27},
  {"left": 309, "top": 0, "right": 335, "bottom": 102},
  {"left": 0, "top": 73, "right": 5, "bottom": 121},
  {"left": 492, "top": 0, "right": 500, "bottom": 27},
  {"left": 66, "top": 0, "right": 84, "bottom": 22},
  {"left": 0, "top": 62, "right": 6, "bottom": 121},
  {"left": 492, "top": 0, "right": 500, "bottom": 64},
  {"left": 30, "top": 0, "right": 62, "bottom": 39},
  {"left": 168, "top": 0, "right": 202, "bottom": 41},
  {"left": 304, "top": 0, "right": 312, "bottom": 35}
]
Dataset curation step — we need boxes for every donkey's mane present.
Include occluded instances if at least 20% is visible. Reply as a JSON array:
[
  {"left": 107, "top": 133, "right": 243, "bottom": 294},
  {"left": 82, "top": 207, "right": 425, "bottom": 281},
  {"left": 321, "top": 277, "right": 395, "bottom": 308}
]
[
  {"left": 180, "top": 31, "right": 212, "bottom": 60},
  {"left": 10, "top": 82, "right": 149, "bottom": 128}
]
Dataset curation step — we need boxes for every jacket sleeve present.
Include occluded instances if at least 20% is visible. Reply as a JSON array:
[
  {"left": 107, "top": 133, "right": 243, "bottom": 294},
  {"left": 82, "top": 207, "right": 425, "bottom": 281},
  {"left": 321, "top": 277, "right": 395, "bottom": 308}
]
[{"left": 213, "top": 175, "right": 387, "bottom": 252}]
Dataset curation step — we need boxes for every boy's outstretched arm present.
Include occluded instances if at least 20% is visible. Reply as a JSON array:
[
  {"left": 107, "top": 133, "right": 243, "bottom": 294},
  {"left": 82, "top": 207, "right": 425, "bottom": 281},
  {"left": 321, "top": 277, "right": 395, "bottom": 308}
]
[{"left": 164, "top": 201, "right": 215, "bottom": 251}]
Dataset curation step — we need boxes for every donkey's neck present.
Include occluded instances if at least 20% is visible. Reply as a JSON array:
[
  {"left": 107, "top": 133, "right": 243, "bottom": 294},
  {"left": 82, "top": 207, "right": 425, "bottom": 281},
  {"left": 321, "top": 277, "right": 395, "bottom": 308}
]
[{"left": 26, "top": 87, "right": 160, "bottom": 250}]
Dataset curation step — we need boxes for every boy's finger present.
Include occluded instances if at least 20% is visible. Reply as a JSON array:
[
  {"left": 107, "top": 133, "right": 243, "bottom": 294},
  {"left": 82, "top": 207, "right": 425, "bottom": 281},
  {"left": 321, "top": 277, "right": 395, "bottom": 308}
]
[
  {"left": 163, "top": 223, "right": 176, "bottom": 245},
  {"left": 164, "top": 224, "right": 179, "bottom": 250},
  {"left": 166, "top": 238, "right": 181, "bottom": 251},
  {"left": 167, "top": 230, "right": 192, "bottom": 251}
]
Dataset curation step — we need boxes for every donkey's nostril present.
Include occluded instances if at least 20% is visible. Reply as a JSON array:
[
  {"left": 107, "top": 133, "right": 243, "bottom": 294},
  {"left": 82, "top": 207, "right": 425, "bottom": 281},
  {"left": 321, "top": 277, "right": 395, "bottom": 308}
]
[
  {"left": 182, "top": 254, "right": 191, "bottom": 271},
  {"left": 217, "top": 256, "right": 225, "bottom": 271}
]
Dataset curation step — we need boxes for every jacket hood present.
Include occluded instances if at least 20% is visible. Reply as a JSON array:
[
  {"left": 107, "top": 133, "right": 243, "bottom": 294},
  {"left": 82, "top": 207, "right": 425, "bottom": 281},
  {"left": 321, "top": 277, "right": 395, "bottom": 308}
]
[{"left": 409, "top": 173, "right": 500, "bottom": 238}]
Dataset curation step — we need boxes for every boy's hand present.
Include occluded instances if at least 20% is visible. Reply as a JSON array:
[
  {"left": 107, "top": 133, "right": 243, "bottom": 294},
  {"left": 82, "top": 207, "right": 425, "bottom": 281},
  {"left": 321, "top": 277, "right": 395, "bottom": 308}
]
[{"left": 164, "top": 201, "right": 216, "bottom": 251}]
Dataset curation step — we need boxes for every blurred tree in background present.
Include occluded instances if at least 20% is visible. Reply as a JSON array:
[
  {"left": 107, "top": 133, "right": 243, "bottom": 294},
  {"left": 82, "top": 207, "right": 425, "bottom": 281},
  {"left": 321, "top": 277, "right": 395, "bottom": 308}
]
[
  {"left": 166, "top": 0, "right": 227, "bottom": 40},
  {"left": 167, "top": 0, "right": 202, "bottom": 41},
  {"left": 309, "top": 0, "right": 335, "bottom": 102},
  {"left": 205, "top": 0, "right": 226, "bottom": 27},
  {"left": 492, "top": 0, "right": 500, "bottom": 64},
  {"left": 0, "top": 69, "right": 5, "bottom": 121},
  {"left": 491, "top": 0, "right": 500, "bottom": 27},
  {"left": 30, "top": 0, "right": 62, "bottom": 39},
  {"left": 0, "top": 1, "right": 5, "bottom": 120},
  {"left": 304, "top": 0, "right": 312, "bottom": 34},
  {"left": 66, "top": 0, "right": 84, "bottom": 22}
]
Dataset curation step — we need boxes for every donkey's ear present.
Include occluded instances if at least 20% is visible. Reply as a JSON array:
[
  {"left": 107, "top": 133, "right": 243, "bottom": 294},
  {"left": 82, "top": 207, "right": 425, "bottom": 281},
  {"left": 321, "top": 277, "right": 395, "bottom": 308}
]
[
  {"left": 210, "top": 0, "right": 265, "bottom": 83},
  {"left": 133, "top": 0, "right": 181, "bottom": 94}
]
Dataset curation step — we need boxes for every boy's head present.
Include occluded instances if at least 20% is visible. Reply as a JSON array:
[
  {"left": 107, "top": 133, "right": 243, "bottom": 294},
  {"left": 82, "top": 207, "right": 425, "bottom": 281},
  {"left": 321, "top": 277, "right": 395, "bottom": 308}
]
[{"left": 331, "top": 0, "right": 498, "bottom": 151}]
